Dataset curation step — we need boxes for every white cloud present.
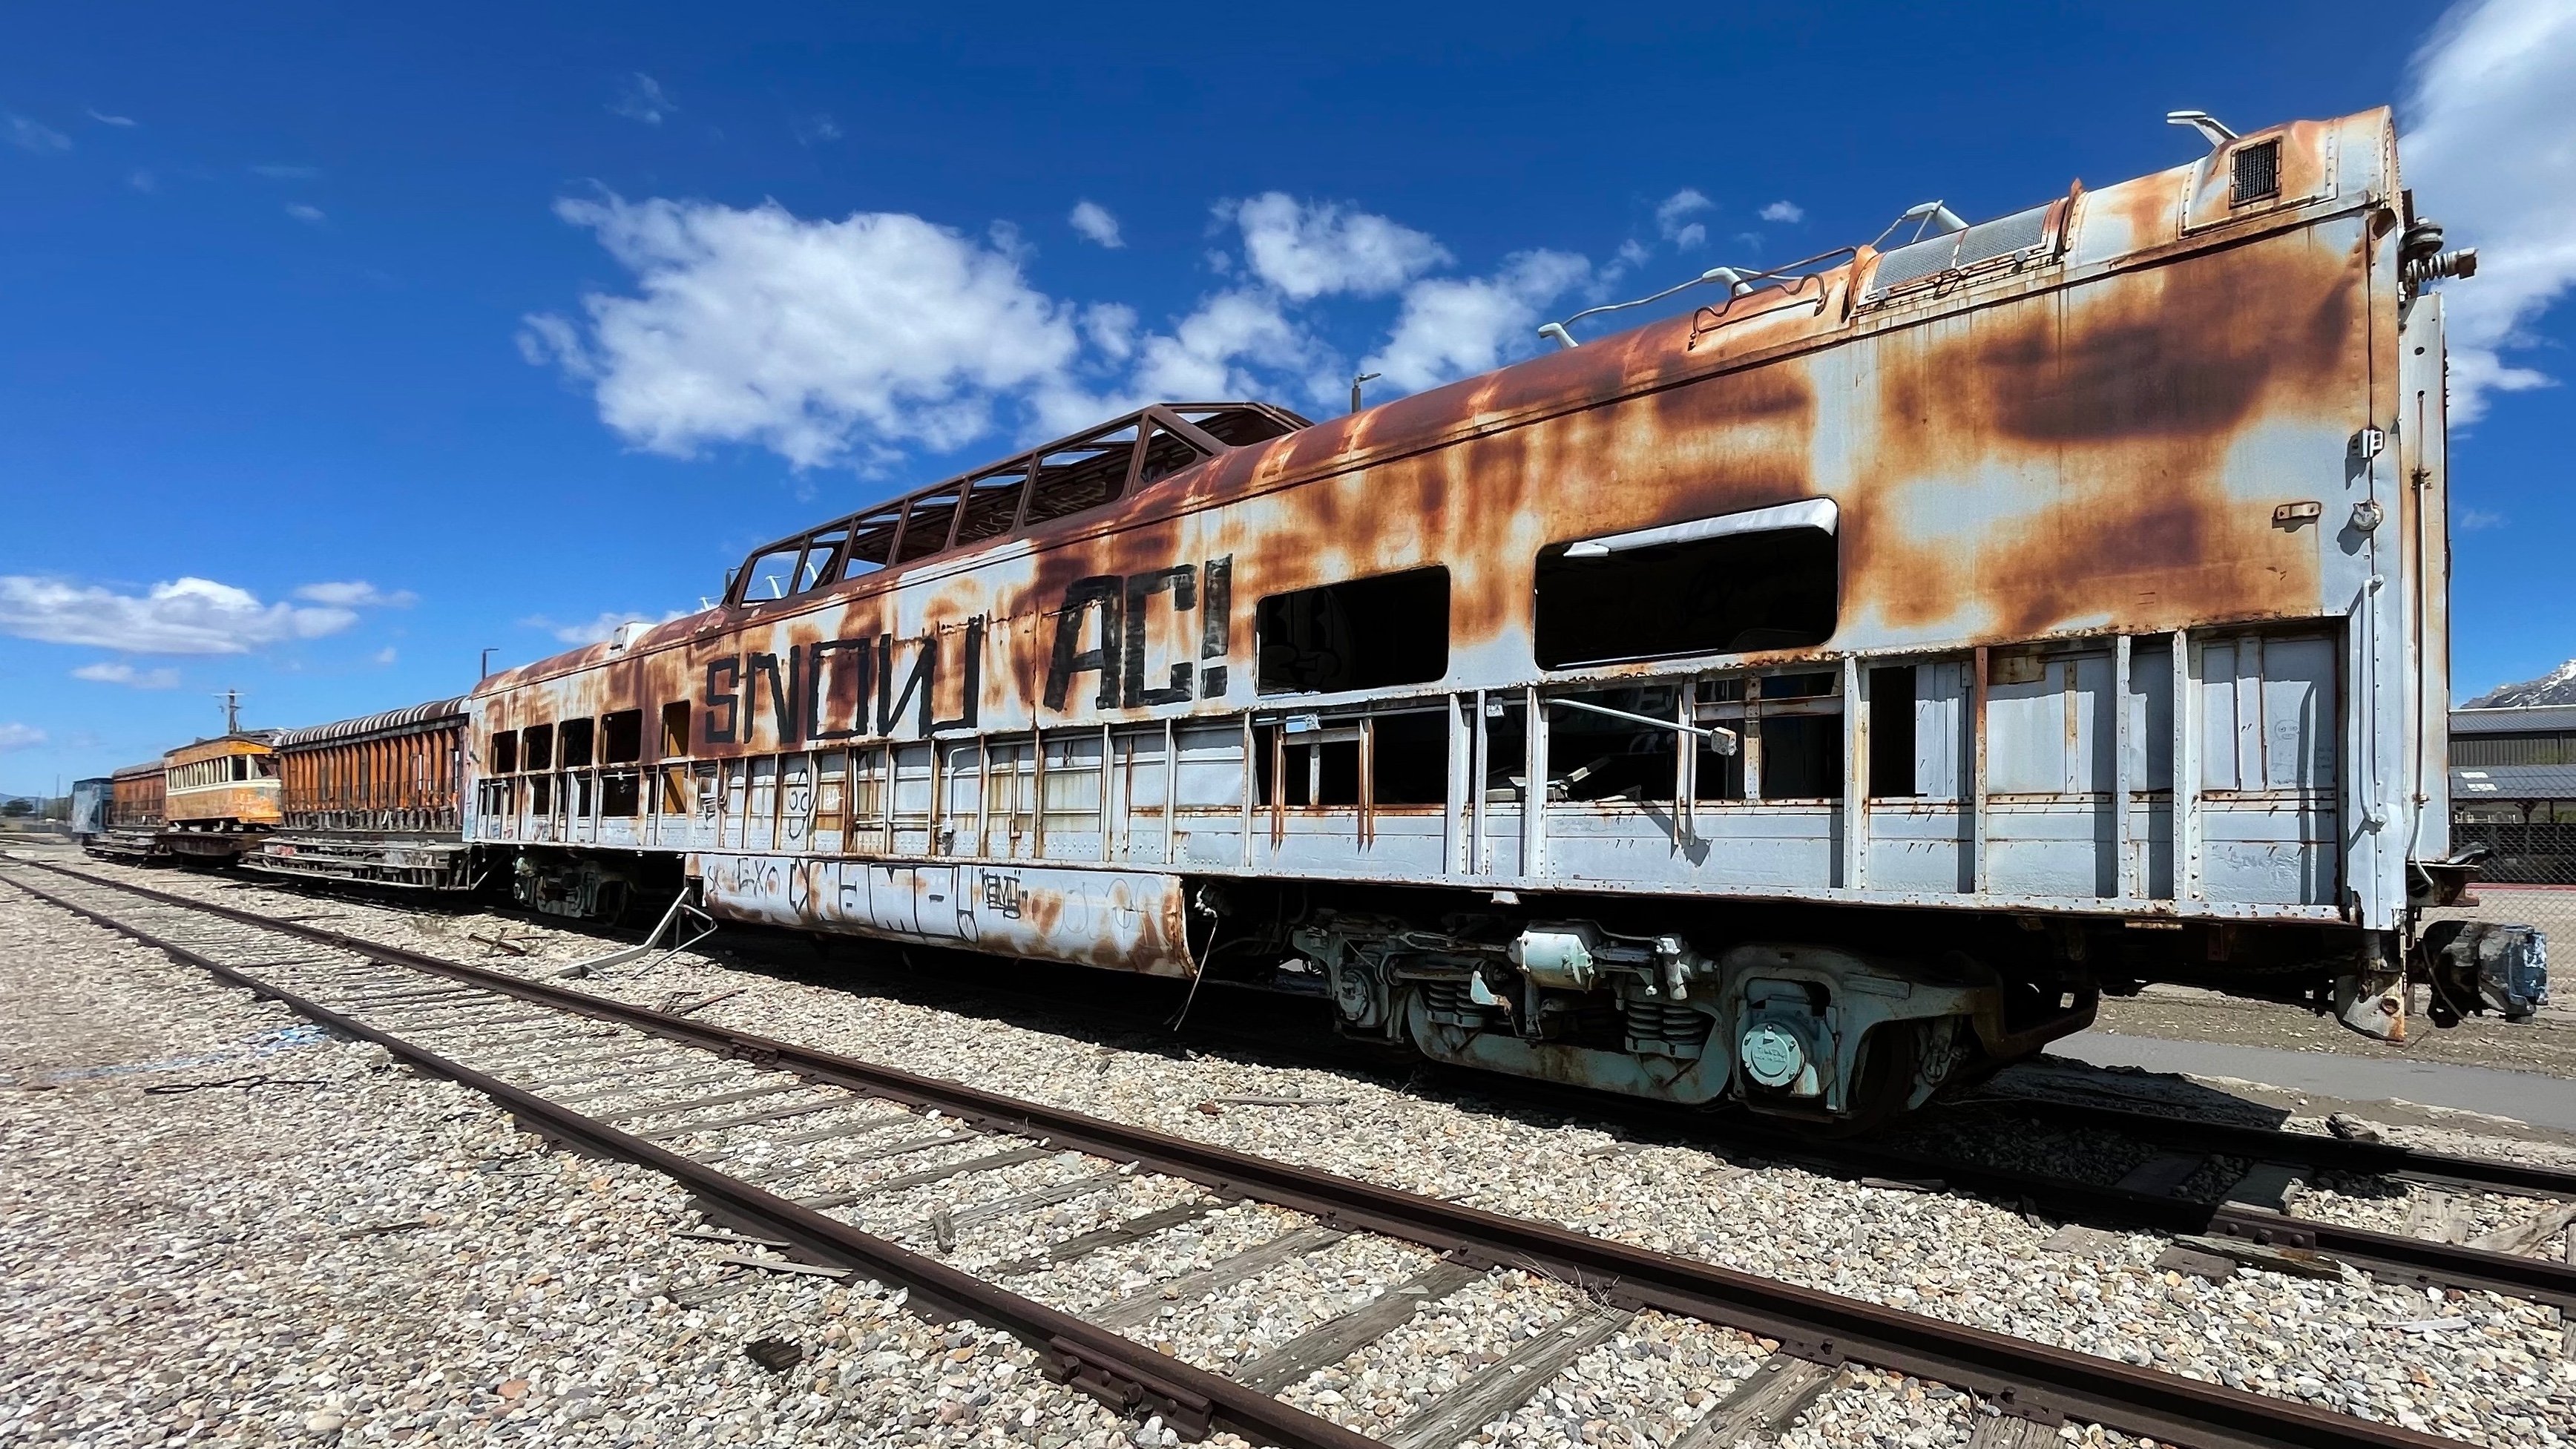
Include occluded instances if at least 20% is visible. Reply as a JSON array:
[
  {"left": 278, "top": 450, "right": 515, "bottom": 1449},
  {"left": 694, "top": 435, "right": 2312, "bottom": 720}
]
[
  {"left": 295, "top": 580, "right": 416, "bottom": 608},
  {"left": 285, "top": 203, "right": 325, "bottom": 223},
  {"left": 2403, "top": 0, "right": 2576, "bottom": 421},
  {"left": 0, "top": 576, "right": 361, "bottom": 654},
  {"left": 611, "top": 73, "right": 674, "bottom": 126},
  {"left": 128, "top": 169, "right": 155, "bottom": 194},
  {"left": 1759, "top": 200, "right": 1805, "bottom": 224},
  {"left": 1230, "top": 193, "right": 1449, "bottom": 300},
  {"left": 793, "top": 113, "right": 841, "bottom": 145},
  {"left": 1656, "top": 188, "right": 1713, "bottom": 248},
  {"left": 0, "top": 723, "right": 44, "bottom": 752},
  {"left": 372, "top": 646, "right": 398, "bottom": 665},
  {"left": 2457, "top": 507, "right": 2506, "bottom": 530},
  {"left": 525, "top": 193, "right": 1081, "bottom": 467},
  {"left": 1082, "top": 303, "right": 1138, "bottom": 364},
  {"left": 1364, "top": 250, "right": 1591, "bottom": 395},
  {"left": 1069, "top": 200, "right": 1124, "bottom": 249},
  {"left": 87, "top": 108, "right": 137, "bottom": 128},
  {"left": 7, "top": 115, "right": 70, "bottom": 153},
  {"left": 1130, "top": 289, "right": 1333, "bottom": 403},
  {"left": 528, "top": 609, "right": 691, "bottom": 645},
  {"left": 252, "top": 163, "right": 320, "bottom": 180},
  {"left": 72, "top": 661, "right": 180, "bottom": 689}
]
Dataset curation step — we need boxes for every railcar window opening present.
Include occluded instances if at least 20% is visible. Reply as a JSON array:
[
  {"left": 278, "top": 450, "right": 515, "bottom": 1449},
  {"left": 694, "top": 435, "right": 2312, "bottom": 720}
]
[
  {"left": 574, "top": 772, "right": 595, "bottom": 820},
  {"left": 529, "top": 775, "right": 552, "bottom": 812},
  {"left": 894, "top": 484, "right": 967, "bottom": 565},
  {"left": 796, "top": 529, "right": 850, "bottom": 591},
  {"left": 559, "top": 719, "right": 597, "bottom": 769},
  {"left": 660, "top": 703, "right": 690, "bottom": 760},
  {"left": 254, "top": 756, "right": 277, "bottom": 778},
  {"left": 1545, "top": 686, "right": 1688, "bottom": 804},
  {"left": 841, "top": 505, "right": 904, "bottom": 581},
  {"left": 522, "top": 724, "right": 554, "bottom": 772},
  {"left": 1256, "top": 566, "right": 1451, "bottom": 695},
  {"left": 1761, "top": 714, "right": 1844, "bottom": 800},
  {"left": 1371, "top": 707, "right": 1450, "bottom": 806},
  {"left": 951, "top": 464, "right": 1030, "bottom": 548},
  {"left": 1023, "top": 427, "right": 1142, "bottom": 528},
  {"left": 1867, "top": 666, "right": 1920, "bottom": 798},
  {"left": 1172, "top": 405, "right": 1302, "bottom": 449},
  {"left": 1535, "top": 505, "right": 1839, "bottom": 669},
  {"left": 602, "top": 770, "right": 641, "bottom": 818},
  {"left": 602, "top": 709, "right": 643, "bottom": 765},
  {"left": 742, "top": 545, "right": 803, "bottom": 603},
  {"left": 1134, "top": 423, "right": 1206, "bottom": 490}
]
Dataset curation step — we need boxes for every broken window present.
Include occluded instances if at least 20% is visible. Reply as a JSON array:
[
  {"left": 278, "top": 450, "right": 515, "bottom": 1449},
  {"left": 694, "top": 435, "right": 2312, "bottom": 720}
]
[
  {"left": 602, "top": 709, "right": 643, "bottom": 765},
  {"left": 1761, "top": 718, "right": 1842, "bottom": 799},
  {"left": 530, "top": 775, "right": 551, "bottom": 813},
  {"left": 1024, "top": 427, "right": 1140, "bottom": 528},
  {"left": 739, "top": 545, "right": 803, "bottom": 604},
  {"left": 894, "top": 483, "right": 965, "bottom": 564},
  {"left": 1545, "top": 686, "right": 1687, "bottom": 803},
  {"left": 1170, "top": 405, "right": 1303, "bottom": 449},
  {"left": 1257, "top": 567, "right": 1450, "bottom": 694},
  {"left": 521, "top": 724, "right": 553, "bottom": 772},
  {"left": 660, "top": 702, "right": 690, "bottom": 759},
  {"left": 1134, "top": 422, "right": 1209, "bottom": 490},
  {"left": 841, "top": 505, "right": 904, "bottom": 580},
  {"left": 1535, "top": 500, "right": 1839, "bottom": 668},
  {"left": 1867, "top": 666, "right": 1918, "bottom": 798},
  {"left": 1371, "top": 709, "right": 1450, "bottom": 806},
  {"left": 795, "top": 528, "right": 848, "bottom": 591},
  {"left": 951, "top": 464, "right": 1029, "bottom": 548},
  {"left": 559, "top": 718, "right": 596, "bottom": 769},
  {"left": 602, "top": 771, "right": 640, "bottom": 818}
]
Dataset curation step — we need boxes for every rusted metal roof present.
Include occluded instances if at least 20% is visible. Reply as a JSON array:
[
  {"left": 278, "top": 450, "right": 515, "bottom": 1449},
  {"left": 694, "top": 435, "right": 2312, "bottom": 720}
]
[
  {"left": 2454, "top": 705, "right": 2576, "bottom": 735},
  {"left": 276, "top": 697, "right": 470, "bottom": 749}
]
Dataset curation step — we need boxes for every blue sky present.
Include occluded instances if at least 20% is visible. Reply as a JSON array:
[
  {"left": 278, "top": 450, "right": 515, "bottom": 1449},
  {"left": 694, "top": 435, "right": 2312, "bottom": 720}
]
[{"left": 4, "top": 0, "right": 2572, "bottom": 793}]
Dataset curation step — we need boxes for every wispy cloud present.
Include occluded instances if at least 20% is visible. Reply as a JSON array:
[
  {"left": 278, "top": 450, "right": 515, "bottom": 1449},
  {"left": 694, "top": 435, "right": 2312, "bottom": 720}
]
[
  {"left": 610, "top": 73, "right": 675, "bottom": 126},
  {"left": 2403, "top": 0, "right": 2576, "bottom": 421},
  {"left": 1759, "top": 200, "right": 1805, "bottom": 224},
  {"left": 1656, "top": 188, "right": 1712, "bottom": 249},
  {"left": 524, "top": 609, "right": 691, "bottom": 645},
  {"left": 0, "top": 723, "right": 45, "bottom": 752},
  {"left": 372, "top": 645, "right": 398, "bottom": 666},
  {"left": 72, "top": 661, "right": 180, "bottom": 689},
  {"left": 295, "top": 581, "right": 415, "bottom": 608},
  {"left": 251, "top": 163, "right": 320, "bottom": 180},
  {"left": 2457, "top": 507, "right": 2507, "bottom": 530},
  {"left": 0, "top": 575, "right": 398, "bottom": 654},
  {"left": 793, "top": 112, "right": 841, "bottom": 144},
  {"left": 285, "top": 203, "right": 325, "bottom": 224},
  {"left": 128, "top": 169, "right": 155, "bottom": 194},
  {"left": 6, "top": 114, "right": 70, "bottom": 154},
  {"left": 1068, "top": 200, "right": 1123, "bottom": 249},
  {"left": 86, "top": 108, "right": 136, "bottom": 128}
]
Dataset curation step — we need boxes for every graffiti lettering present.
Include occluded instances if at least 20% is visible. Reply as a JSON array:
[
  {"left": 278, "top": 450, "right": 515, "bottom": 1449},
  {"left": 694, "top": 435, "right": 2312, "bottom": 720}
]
[
  {"left": 1045, "top": 555, "right": 1232, "bottom": 715},
  {"left": 700, "top": 621, "right": 983, "bottom": 748},
  {"left": 703, "top": 659, "right": 740, "bottom": 746},
  {"left": 980, "top": 870, "right": 1025, "bottom": 919}
]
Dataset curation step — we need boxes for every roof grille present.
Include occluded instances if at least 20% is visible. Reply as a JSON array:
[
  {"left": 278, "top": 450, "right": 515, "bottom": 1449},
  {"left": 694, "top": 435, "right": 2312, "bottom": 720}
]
[
  {"left": 2231, "top": 139, "right": 2280, "bottom": 206},
  {"left": 1863, "top": 202, "right": 2053, "bottom": 300}
]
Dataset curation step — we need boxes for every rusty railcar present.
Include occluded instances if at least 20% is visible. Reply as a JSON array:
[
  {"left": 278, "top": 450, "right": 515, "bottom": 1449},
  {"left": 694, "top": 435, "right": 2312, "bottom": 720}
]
[
  {"left": 160, "top": 734, "right": 282, "bottom": 861},
  {"left": 85, "top": 760, "right": 171, "bottom": 862},
  {"left": 467, "top": 108, "right": 2493, "bottom": 1124},
  {"left": 245, "top": 697, "right": 473, "bottom": 890}
]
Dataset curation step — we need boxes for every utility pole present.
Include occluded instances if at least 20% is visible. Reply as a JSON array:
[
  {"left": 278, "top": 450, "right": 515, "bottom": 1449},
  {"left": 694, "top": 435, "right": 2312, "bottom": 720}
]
[
  {"left": 215, "top": 688, "right": 242, "bottom": 735},
  {"left": 1350, "top": 372, "right": 1381, "bottom": 415},
  {"left": 481, "top": 647, "right": 498, "bottom": 680}
]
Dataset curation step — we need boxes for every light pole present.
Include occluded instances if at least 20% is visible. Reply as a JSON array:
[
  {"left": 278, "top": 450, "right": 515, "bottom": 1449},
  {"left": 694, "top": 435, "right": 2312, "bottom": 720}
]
[{"left": 1350, "top": 372, "right": 1381, "bottom": 415}]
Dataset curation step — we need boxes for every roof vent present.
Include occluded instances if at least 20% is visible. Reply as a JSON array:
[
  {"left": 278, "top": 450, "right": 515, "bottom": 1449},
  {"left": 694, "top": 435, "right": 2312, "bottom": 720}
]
[{"left": 2230, "top": 139, "right": 2280, "bottom": 206}]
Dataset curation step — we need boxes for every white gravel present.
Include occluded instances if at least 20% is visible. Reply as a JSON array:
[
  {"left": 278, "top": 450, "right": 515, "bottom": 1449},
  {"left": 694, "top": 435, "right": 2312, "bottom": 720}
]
[
  {"left": 0, "top": 870, "right": 1235, "bottom": 1449},
  {"left": 18, "top": 854, "right": 2576, "bottom": 1448}
]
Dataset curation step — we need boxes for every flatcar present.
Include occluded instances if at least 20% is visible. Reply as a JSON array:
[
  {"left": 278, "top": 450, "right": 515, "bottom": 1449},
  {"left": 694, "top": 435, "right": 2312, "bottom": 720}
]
[
  {"left": 450, "top": 106, "right": 2525, "bottom": 1126},
  {"left": 159, "top": 733, "right": 282, "bottom": 862},
  {"left": 84, "top": 760, "right": 171, "bottom": 862},
  {"left": 244, "top": 697, "right": 472, "bottom": 890}
]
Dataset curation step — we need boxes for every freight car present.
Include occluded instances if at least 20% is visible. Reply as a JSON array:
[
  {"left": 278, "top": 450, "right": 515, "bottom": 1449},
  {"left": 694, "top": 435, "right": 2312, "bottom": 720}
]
[
  {"left": 159, "top": 733, "right": 282, "bottom": 862},
  {"left": 244, "top": 697, "right": 473, "bottom": 890},
  {"left": 84, "top": 760, "right": 171, "bottom": 862}
]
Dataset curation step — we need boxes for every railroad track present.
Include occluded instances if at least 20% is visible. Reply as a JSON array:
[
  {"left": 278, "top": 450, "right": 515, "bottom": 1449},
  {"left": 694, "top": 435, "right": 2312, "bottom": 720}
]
[{"left": 0, "top": 858, "right": 2513, "bottom": 1449}]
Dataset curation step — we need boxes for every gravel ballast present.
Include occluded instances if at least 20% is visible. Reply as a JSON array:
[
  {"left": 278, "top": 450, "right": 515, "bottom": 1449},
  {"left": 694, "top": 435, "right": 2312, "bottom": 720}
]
[{"left": 11, "top": 855, "right": 2576, "bottom": 1447}]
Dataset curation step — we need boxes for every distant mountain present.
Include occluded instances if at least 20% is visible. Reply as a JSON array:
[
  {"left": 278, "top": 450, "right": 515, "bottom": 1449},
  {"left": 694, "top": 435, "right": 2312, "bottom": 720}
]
[{"left": 2468, "top": 660, "right": 2576, "bottom": 708}]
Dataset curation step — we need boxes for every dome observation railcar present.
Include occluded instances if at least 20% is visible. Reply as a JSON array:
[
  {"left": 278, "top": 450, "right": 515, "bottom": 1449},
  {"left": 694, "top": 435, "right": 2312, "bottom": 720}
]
[{"left": 450, "top": 108, "right": 2522, "bottom": 1126}]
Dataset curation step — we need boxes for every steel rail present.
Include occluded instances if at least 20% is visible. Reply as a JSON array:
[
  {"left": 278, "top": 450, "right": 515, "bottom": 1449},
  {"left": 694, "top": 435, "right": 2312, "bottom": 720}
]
[
  {"left": 1, "top": 859, "right": 2477, "bottom": 1449},
  {"left": 0, "top": 865, "right": 1375, "bottom": 1449}
]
